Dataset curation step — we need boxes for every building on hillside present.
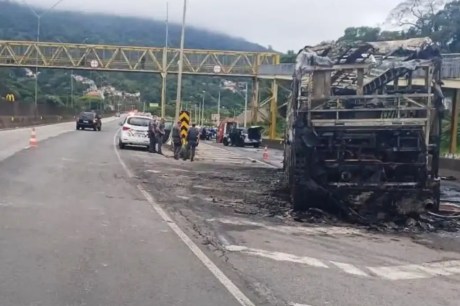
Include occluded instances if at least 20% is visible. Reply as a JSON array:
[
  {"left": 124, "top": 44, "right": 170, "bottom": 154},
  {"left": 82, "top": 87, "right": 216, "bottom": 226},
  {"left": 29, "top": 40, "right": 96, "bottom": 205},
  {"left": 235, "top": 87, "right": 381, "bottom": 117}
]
[{"left": 85, "top": 90, "right": 104, "bottom": 99}]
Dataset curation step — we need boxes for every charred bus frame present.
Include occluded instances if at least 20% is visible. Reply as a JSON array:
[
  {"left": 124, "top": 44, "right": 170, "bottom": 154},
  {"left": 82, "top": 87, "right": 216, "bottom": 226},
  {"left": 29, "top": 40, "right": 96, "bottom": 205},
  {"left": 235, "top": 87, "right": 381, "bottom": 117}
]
[{"left": 285, "top": 38, "right": 444, "bottom": 215}]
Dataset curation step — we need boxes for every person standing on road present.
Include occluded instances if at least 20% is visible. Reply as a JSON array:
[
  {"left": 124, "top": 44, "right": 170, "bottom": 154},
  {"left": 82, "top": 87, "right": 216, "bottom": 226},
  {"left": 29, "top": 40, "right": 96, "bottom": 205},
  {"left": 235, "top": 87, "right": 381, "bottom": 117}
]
[
  {"left": 156, "top": 118, "right": 166, "bottom": 155},
  {"left": 148, "top": 118, "right": 157, "bottom": 153},
  {"left": 172, "top": 120, "right": 182, "bottom": 160},
  {"left": 186, "top": 123, "right": 199, "bottom": 162}
]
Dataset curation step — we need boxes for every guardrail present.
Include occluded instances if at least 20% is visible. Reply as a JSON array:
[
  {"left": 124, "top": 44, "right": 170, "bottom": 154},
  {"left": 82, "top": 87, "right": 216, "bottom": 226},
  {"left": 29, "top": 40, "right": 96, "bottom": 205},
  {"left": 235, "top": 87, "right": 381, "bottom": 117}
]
[
  {"left": 0, "top": 112, "right": 116, "bottom": 129},
  {"left": 0, "top": 115, "right": 75, "bottom": 129}
]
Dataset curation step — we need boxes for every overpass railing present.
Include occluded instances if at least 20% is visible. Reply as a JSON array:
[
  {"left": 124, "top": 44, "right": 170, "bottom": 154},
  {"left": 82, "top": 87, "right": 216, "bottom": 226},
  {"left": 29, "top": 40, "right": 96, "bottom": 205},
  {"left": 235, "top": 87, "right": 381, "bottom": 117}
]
[
  {"left": 259, "top": 63, "right": 294, "bottom": 77},
  {"left": 259, "top": 54, "right": 460, "bottom": 79}
]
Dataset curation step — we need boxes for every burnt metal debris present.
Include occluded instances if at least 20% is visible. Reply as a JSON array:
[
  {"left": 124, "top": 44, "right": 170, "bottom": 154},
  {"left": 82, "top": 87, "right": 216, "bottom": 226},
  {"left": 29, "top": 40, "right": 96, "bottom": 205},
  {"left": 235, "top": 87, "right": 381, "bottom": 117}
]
[{"left": 283, "top": 37, "right": 445, "bottom": 219}]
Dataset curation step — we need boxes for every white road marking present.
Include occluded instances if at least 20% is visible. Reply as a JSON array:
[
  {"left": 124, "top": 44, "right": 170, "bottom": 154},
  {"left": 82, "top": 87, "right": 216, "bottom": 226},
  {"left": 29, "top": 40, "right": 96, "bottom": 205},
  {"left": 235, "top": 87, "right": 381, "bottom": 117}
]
[
  {"left": 170, "top": 168, "right": 191, "bottom": 172},
  {"left": 290, "top": 303, "right": 313, "bottom": 306},
  {"left": 225, "top": 243, "right": 460, "bottom": 281},
  {"left": 193, "top": 185, "right": 216, "bottom": 190},
  {"left": 330, "top": 261, "right": 369, "bottom": 277},
  {"left": 368, "top": 265, "right": 431, "bottom": 280},
  {"left": 226, "top": 245, "right": 329, "bottom": 268},
  {"left": 112, "top": 130, "right": 256, "bottom": 306},
  {"left": 210, "top": 217, "right": 365, "bottom": 236},
  {"left": 368, "top": 260, "right": 460, "bottom": 280}
]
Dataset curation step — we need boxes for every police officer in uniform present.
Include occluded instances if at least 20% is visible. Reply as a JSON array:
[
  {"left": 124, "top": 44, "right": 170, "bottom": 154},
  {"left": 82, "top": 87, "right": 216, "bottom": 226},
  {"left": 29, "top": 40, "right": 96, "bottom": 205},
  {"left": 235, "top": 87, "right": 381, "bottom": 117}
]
[
  {"left": 148, "top": 118, "right": 158, "bottom": 153},
  {"left": 186, "top": 123, "right": 199, "bottom": 162},
  {"left": 171, "top": 120, "right": 182, "bottom": 160},
  {"left": 156, "top": 118, "right": 166, "bottom": 154}
]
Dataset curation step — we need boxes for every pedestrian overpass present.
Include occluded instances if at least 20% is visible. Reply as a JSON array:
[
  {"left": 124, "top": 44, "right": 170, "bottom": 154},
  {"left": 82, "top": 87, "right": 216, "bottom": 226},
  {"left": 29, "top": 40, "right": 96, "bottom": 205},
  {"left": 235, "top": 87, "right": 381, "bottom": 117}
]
[{"left": 1, "top": 40, "right": 460, "bottom": 147}]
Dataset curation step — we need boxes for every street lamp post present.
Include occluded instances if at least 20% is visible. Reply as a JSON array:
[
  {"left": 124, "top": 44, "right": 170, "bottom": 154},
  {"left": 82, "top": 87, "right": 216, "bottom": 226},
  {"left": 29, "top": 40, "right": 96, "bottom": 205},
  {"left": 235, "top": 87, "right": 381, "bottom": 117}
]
[
  {"left": 24, "top": 0, "right": 66, "bottom": 117},
  {"left": 174, "top": 0, "right": 188, "bottom": 123},
  {"left": 217, "top": 88, "right": 221, "bottom": 126},
  {"left": 194, "top": 104, "right": 198, "bottom": 124},
  {"left": 201, "top": 91, "right": 205, "bottom": 126},
  {"left": 243, "top": 82, "right": 248, "bottom": 128},
  {"left": 161, "top": 2, "right": 169, "bottom": 118}
]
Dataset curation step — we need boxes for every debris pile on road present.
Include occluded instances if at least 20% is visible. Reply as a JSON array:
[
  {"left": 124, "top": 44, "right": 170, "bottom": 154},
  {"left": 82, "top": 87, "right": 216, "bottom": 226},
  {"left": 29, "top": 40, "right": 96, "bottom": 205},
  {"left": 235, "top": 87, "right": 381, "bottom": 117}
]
[
  {"left": 267, "top": 173, "right": 460, "bottom": 233},
  {"left": 288, "top": 206, "right": 460, "bottom": 233}
]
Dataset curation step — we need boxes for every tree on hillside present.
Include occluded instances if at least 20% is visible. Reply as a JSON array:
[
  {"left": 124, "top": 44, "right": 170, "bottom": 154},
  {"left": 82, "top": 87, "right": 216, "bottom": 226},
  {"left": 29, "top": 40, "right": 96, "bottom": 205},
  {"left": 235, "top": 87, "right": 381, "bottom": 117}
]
[
  {"left": 431, "top": 1, "right": 460, "bottom": 51},
  {"left": 338, "top": 27, "right": 381, "bottom": 43},
  {"left": 0, "top": 1, "right": 269, "bottom": 116},
  {"left": 280, "top": 50, "right": 297, "bottom": 63},
  {"left": 385, "top": 0, "right": 451, "bottom": 33},
  {"left": 333, "top": 0, "right": 460, "bottom": 52},
  {"left": 384, "top": 0, "right": 460, "bottom": 52}
]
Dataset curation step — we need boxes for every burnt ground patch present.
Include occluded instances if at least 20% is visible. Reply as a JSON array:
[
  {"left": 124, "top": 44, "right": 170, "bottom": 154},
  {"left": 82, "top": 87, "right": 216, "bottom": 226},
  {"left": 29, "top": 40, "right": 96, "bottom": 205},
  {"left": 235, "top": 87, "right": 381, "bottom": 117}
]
[{"left": 121, "top": 148, "right": 460, "bottom": 253}]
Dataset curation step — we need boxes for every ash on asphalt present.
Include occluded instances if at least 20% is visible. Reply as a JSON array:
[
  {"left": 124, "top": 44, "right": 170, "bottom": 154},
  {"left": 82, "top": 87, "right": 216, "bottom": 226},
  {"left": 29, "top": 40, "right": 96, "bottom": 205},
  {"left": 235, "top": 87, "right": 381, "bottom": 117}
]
[
  {"left": 126, "top": 149, "right": 460, "bottom": 238},
  {"left": 132, "top": 156, "right": 291, "bottom": 218}
]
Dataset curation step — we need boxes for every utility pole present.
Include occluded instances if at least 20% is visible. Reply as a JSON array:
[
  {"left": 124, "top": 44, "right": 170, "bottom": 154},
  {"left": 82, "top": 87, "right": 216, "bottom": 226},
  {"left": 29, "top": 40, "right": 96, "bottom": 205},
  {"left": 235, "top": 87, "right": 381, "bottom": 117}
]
[
  {"left": 161, "top": 2, "right": 169, "bottom": 118},
  {"left": 244, "top": 82, "right": 248, "bottom": 128},
  {"left": 174, "top": 0, "right": 187, "bottom": 123},
  {"left": 24, "top": 0, "right": 66, "bottom": 118},
  {"left": 194, "top": 104, "right": 198, "bottom": 124},
  {"left": 217, "top": 87, "right": 221, "bottom": 126},
  {"left": 70, "top": 70, "right": 74, "bottom": 109},
  {"left": 34, "top": 16, "right": 40, "bottom": 117},
  {"left": 201, "top": 91, "right": 205, "bottom": 125}
]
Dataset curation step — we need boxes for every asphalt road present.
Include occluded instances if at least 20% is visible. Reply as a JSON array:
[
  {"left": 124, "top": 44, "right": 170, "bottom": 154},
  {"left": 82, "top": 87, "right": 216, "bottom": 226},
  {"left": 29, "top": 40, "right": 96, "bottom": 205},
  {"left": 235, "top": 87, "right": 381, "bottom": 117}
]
[
  {"left": 121, "top": 141, "right": 460, "bottom": 306},
  {"left": 0, "top": 119, "right": 250, "bottom": 306},
  {"left": 2, "top": 120, "right": 460, "bottom": 306}
]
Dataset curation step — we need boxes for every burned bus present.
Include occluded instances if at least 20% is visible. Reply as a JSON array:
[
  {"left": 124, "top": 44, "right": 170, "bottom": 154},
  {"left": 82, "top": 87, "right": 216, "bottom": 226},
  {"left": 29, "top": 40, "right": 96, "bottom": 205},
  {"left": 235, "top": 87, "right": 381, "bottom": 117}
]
[{"left": 283, "top": 37, "right": 444, "bottom": 216}]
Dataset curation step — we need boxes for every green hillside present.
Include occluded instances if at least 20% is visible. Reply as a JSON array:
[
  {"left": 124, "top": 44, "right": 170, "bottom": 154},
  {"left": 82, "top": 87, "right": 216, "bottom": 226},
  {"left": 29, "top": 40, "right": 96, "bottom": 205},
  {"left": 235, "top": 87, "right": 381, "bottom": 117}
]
[{"left": 0, "top": 0, "right": 270, "bottom": 118}]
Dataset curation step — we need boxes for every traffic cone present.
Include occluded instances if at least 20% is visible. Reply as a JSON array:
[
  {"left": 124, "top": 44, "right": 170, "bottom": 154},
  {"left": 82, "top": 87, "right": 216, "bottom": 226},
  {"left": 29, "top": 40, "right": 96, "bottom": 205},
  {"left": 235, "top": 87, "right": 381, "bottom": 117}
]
[
  {"left": 29, "top": 128, "right": 38, "bottom": 148},
  {"left": 263, "top": 146, "right": 269, "bottom": 161}
]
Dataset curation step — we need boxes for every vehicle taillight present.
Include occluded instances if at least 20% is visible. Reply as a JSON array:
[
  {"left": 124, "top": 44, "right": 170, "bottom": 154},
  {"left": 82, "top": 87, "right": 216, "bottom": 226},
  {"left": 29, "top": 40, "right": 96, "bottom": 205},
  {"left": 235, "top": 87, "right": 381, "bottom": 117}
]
[{"left": 122, "top": 126, "right": 131, "bottom": 131}]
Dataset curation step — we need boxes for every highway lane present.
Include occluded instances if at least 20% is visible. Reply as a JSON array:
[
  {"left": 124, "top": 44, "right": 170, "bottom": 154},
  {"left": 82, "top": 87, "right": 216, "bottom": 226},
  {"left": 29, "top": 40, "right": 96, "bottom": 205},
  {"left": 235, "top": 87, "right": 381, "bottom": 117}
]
[
  {"left": 0, "top": 117, "right": 118, "bottom": 162},
  {"left": 0, "top": 120, "right": 251, "bottom": 306}
]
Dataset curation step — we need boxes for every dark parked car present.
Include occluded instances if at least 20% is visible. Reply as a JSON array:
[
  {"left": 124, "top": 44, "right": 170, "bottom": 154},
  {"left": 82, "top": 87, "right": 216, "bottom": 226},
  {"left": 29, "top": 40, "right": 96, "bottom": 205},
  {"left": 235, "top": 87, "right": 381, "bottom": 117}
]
[
  {"left": 223, "top": 126, "right": 263, "bottom": 148},
  {"left": 76, "top": 112, "right": 102, "bottom": 131}
]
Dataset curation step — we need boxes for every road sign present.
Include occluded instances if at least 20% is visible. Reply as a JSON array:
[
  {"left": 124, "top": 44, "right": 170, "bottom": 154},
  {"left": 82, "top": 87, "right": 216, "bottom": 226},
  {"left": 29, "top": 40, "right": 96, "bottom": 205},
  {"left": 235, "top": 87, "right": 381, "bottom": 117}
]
[
  {"left": 179, "top": 110, "right": 190, "bottom": 141},
  {"left": 90, "top": 60, "right": 99, "bottom": 68},
  {"left": 213, "top": 65, "right": 221, "bottom": 73},
  {"left": 5, "top": 94, "right": 15, "bottom": 102},
  {"left": 149, "top": 103, "right": 159, "bottom": 108}
]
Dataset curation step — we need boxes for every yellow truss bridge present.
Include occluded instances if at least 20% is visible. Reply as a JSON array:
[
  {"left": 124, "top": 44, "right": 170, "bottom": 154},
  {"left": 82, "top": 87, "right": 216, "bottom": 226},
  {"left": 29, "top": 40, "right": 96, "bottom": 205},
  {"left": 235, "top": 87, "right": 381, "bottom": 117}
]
[
  {"left": 0, "top": 40, "right": 280, "bottom": 76},
  {"left": 0, "top": 40, "right": 283, "bottom": 139}
]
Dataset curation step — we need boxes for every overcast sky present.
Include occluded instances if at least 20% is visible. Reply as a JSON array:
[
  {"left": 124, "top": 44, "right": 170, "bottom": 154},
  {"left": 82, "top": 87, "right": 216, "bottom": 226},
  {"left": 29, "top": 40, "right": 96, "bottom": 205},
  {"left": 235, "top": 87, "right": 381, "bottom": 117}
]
[{"left": 30, "top": 0, "right": 403, "bottom": 52}]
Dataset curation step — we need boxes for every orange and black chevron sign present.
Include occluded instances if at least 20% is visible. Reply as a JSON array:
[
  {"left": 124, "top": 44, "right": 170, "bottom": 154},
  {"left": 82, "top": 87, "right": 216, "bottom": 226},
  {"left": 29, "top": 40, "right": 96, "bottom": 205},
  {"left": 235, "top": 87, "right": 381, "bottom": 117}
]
[{"left": 179, "top": 110, "right": 190, "bottom": 139}]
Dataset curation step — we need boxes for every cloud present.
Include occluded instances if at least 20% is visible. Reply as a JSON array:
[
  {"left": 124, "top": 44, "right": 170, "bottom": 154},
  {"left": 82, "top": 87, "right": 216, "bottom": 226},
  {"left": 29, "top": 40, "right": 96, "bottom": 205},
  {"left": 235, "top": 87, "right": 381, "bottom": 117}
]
[{"left": 30, "top": 0, "right": 402, "bottom": 52}]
